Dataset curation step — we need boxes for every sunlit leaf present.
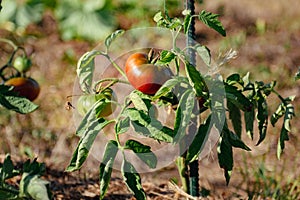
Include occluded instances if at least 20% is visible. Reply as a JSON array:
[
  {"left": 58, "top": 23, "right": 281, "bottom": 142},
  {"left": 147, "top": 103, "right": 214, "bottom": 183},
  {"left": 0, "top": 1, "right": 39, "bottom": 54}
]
[
  {"left": 0, "top": 94, "right": 38, "bottom": 114},
  {"left": 195, "top": 45, "right": 211, "bottom": 66},
  {"left": 122, "top": 159, "right": 146, "bottom": 200},
  {"left": 115, "top": 117, "right": 130, "bottom": 135},
  {"left": 256, "top": 91, "right": 268, "bottom": 145},
  {"left": 185, "top": 62, "right": 206, "bottom": 97},
  {"left": 198, "top": 10, "right": 226, "bottom": 36},
  {"left": 105, "top": 29, "right": 124, "bottom": 50},
  {"left": 124, "top": 140, "right": 157, "bottom": 169},
  {"left": 99, "top": 140, "right": 118, "bottom": 200},
  {"left": 183, "top": 12, "right": 192, "bottom": 34},
  {"left": 156, "top": 50, "right": 176, "bottom": 65}
]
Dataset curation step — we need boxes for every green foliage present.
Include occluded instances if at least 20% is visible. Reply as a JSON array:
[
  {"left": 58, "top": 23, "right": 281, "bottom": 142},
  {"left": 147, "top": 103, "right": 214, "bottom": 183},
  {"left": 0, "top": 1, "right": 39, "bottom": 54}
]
[{"left": 0, "top": 154, "right": 51, "bottom": 200}]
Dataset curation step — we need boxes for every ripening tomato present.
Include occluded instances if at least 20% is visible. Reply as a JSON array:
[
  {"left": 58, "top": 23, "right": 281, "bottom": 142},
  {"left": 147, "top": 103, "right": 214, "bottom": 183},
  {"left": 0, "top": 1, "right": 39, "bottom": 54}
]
[
  {"left": 125, "top": 53, "right": 173, "bottom": 95},
  {"left": 13, "top": 56, "right": 32, "bottom": 73},
  {"left": 5, "top": 77, "right": 40, "bottom": 101},
  {"left": 77, "top": 88, "right": 116, "bottom": 118}
]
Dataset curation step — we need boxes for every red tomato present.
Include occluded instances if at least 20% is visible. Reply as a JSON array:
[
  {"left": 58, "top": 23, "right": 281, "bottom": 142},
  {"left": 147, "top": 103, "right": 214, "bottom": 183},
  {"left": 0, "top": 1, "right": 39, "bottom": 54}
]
[
  {"left": 5, "top": 77, "right": 40, "bottom": 101},
  {"left": 125, "top": 53, "right": 173, "bottom": 95}
]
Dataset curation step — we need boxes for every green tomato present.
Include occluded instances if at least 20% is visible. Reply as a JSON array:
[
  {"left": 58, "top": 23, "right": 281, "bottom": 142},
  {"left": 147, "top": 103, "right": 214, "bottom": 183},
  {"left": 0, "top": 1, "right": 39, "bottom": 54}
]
[
  {"left": 77, "top": 88, "right": 116, "bottom": 117},
  {"left": 13, "top": 56, "right": 32, "bottom": 73}
]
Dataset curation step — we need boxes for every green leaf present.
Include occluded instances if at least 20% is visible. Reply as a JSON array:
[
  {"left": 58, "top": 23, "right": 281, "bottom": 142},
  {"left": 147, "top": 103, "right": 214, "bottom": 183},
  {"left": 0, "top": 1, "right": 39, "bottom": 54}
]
[
  {"left": 121, "top": 159, "right": 146, "bottom": 200},
  {"left": 76, "top": 50, "right": 102, "bottom": 93},
  {"left": 99, "top": 140, "right": 118, "bottom": 200},
  {"left": 227, "top": 101, "right": 242, "bottom": 138},
  {"left": 256, "top": 91, "right": 268, "bottom": 145},
  {"left": 66, "top": 114, "right": 111, "bottom": 172},
  {"left": 183, "top": 13, "right": 192, "bottom": 34},
  {"left": 185, "top": 62, "right": 206, "bottom": 97},
  {"left": 244, "top": 108, "right": 255, "bottom": 140},
  {"left": 0, "top": 93, "right": 38, "bottom": 114},
  {"left": 217, "top": 136, "right": 233, "bottom": 185},
  {"left": 115, "top": 117, "right": 130, "bottom": 135},
  {"left": 156, "top": 50, "right": 176, "bottom": 65},
  {"left": 186, "top": 115, "right": 212, "bottom": 163},
  {"left": 0, "top": 154, "right": 14, "bottom": 182},
  {"left": 124, "top": 140, "right": 157, "bottom": 169},
  {"left": 153, "top": 76, "right": 188, "bottom": 100},
  {"left": 105, "top": 29, "right": 124, "bottom": 50},
  {"left": 277, "top": 101, "right": 295, "bottom": 159},
  {"left": 125, "top": 108, "right": 174, "bottom": 143},
  {"left": 129, "top": 91, "right": 151, "bottom": 113},
  {"left": 226, "top": 73, "right": 244, "bottom": 86},
  {"left": 173, "top": 89, "right": 195, "bottom": 143},
  {"left": 225, "top": 84, "right": 253, "bottom": 112},
  {"left": 225, "top": 127, "right": 251, "bottom": 151},
  {"left": 198, "top": 10, "right": 226, "bottom": 36},
  {"left": 271, "top": 103, "right": 285, "bottom": 127},
  {"left": 195, "top": 45, "right": 211, "bottom": 66}
]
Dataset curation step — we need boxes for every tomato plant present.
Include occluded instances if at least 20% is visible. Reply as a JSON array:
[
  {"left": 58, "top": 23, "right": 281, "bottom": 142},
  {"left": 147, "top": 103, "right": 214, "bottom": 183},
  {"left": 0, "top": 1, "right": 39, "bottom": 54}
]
[
  {"left": 66, "top": 2, "right": 295, "bottom": 200},
  {"left": 125, "top": 52, "right": 173, "bottom": 95},
  {"left": 77, "top": 88, "right": 116, "bottom": 118}
]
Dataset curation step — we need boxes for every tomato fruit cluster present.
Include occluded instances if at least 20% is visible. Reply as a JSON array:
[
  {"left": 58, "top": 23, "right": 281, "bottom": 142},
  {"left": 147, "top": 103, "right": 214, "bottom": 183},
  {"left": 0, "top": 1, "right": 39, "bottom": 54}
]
[
  {"left": 77, "top": 88, "right": 116, "bottom": 118},
  {"left": 5, "top": 77, "right": 40, "bottom": 101},
  {"left": 125, "top": 53, "right": 173, "bottom": 95}
]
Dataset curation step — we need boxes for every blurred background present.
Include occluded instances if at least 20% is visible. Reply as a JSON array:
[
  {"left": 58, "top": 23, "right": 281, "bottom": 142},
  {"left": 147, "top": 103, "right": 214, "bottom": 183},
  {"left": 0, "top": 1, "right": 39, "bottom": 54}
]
[{"left": 0, "top": 0, "right": 299, "bottom": 198}]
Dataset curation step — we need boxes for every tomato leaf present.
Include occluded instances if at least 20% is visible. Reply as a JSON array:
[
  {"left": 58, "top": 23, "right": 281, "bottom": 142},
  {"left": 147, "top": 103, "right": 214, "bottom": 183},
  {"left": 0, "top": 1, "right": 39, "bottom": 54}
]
[
  {"left": 115, "top": 117, "right": 130, "bottom": 135},
  {"left": 156, "top": 50, "right": 176, "bottom": 65},
  {"left": 99, "top": 140, "right": 118, "bottom": 200},
  {"left": 174, "top": 89, "right": 195, "bottom": 143},
  {"left": 295, "top": 67, "right": 300, "bottom": 80},
  {"left": 125, "top": 108, "right": 174, "bottom": 143},
  {"left": 217, "top": 135, "right": 233, "bottom": 185},
  {"left": 256, "top": 91, "right": 268, "bottom": 146},
  {"left": 185, "top": 62, "right": 206, "bottom": 97},
  {"left": 77, "top": 50, "right": 102, "bottom": 93},
  {"left": 104, "top": 29, "right": 125, "bottom": 51},
  {"left": 153, "top": 76, "right": 188, "bottom": 100},
  {"left": 226, "top": 73, "right": 244, "bottom": 86},
  {"left": 186, "top": 115, "right": 212, "bottom": 163},
  {"left": 194, "top": 44, "right": 211, "bottom": 66},
  {"left": 129, "top": 91, "right": 151, "bottom": 113},
  {"left": 124, "top": 140, "right": 157, "bottom": 169},
  {"left": 277, "top": 99, "right": 295, "bottom": 159},
  {"left": 198, "top": 10, "right": 226, "bottom": 36},
  {"left": 227, "top": 101, "right": 242, "bottom": 138},
  {"left": 225, "top": 84, "right": 252, "bottom": 112},
  {"left": 0, "top": 154, "right": 14, "bottom": 182},
  {"left": 0, "top": 94, "right": 38, "bottom": 114},
  {"left": 244, "top": 108, "right": 255, "bottom": 140},
  {"left": 121, "top": 159, "right": 146, "bottom": 200},
  {"left": 183, "top": 12, "right": 192, "bottom": 34}
]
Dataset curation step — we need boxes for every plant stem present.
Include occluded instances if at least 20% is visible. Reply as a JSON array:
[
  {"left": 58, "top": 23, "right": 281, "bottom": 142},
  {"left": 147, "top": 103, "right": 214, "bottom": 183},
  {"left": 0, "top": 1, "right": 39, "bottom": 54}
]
[{"left": 104, "top": 54, "right": 127, "bottom": 80}]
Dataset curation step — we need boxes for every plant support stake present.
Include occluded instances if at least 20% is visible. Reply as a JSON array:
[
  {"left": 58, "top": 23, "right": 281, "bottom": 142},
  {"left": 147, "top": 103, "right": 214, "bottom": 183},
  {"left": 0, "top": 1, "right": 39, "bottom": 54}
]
[{"left": 186, "top": 0, "right": 200, "bottom": 197}]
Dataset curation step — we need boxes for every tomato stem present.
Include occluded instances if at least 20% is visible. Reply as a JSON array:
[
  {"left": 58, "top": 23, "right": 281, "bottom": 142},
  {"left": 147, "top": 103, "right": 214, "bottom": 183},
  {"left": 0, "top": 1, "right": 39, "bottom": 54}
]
[
  {"left": 94, "top": 78, "right": 130, "bottom": 93},
  {"left": 104, "top": 54, "right": 127, "bottom": 80}
]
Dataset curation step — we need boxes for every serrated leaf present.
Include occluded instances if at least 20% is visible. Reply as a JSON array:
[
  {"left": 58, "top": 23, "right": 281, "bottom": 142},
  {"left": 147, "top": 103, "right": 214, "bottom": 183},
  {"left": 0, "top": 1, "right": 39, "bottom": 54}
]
[
  {"left": 76, "top": 50, "right": 102, "bottom": 93},
  {"left": 183, "top": 13, "right": 192, "bottom": 34},
  {"left": 186, "top": 115, "right": 212, "bottom": 163},
  {"left": 217, "top": 136, "right": 233, "bottom": 185},
  {"left": 0, "top": 94, "right": 38, "bottom": 114},
  {"left": 125, "top": 108, "right": 174, "bottom": 142},
  {"left": 277, "top": 102, "right": 295, "bottom": 159},
  {"left": 199, "top": 10, "right": 226, "bottom": 36},
  {"left": 124, "top": 140, "right": 157, "bottom": 169},
  {"left": 256, "top": 91, "right": 268, "bottom": 145},
  {"left": 195, "top": 45, "right": 211, "bottom": 66},
  {"left": 122, "top": 159, "right": 146, "bottom": 200},
  {"left": 156, "top": 50, "right": 176, "bottom": 65},
  {"left": 99, "top": 140, "right": 118, "bottom": 200},
  {"left": 129, "top": 91, "right": 151, "bottom": 113},
  {"left": 105, "top": 29, "right": 124, "bottom": 50},
  {"left": 185, "top": 62, "right": 206, "bottom": 97},
  {"left": 244, "top": 108, "right": 255, "bottom": 140},
  {"left": 66, "top": 114, "right": 111, "bottom": 172},
  {"left": 227, "top": 101, "right": 242, "bottom": 138},
  {"left": 173, "top": 89, "right": 195, "bottom": 143}
]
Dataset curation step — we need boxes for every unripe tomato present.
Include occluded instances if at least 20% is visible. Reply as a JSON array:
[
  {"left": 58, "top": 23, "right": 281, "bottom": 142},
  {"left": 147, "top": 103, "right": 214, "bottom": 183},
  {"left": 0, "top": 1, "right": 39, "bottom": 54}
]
[
  {"left": 13, "top": 56, "right": 32, "bottom": 73},
  {"left": 5, "top": 77, "right": 40, "bottom": 101},
  {"left": 125, "top": 53, "right": 173, "bottom": 95},
  {"left": 77, "top": 88, "right": 116, "bottom": 118}
]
